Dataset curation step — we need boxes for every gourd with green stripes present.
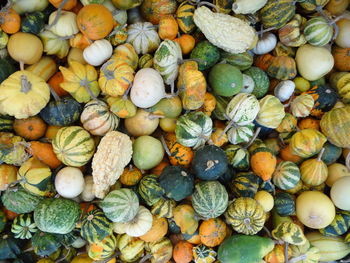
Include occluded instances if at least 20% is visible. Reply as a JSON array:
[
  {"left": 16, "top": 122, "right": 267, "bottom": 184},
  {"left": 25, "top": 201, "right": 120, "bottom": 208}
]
[
  {"left": 88, "top": 234, "right": 117, "bottom": 261},
  {"left": 230, "top": 172, "right": 262, "bottom": 198},
  {"left": 319, "top": 212, "right": 350, "bottom": 236},
  {"left": 80, "top": 209, "right": 113, "bottom": 243},
  {"left": 304, "top": 17, "right": 333, "bottom": 46},
  {"left": 226, "top": 93, "right": 260, "bottom": 126},
  {"left": 274, "top": 192, "right": 295, "bottom": 216},
  {"left": 99, "top": 188, "right": 139, "bottom": 223},
  {"left": 225, "top": 145, "right": 250, "bottom": 171},
  {"left": 0, "top": 115, "right": 13, "bottom": 132},
  {"left": 227, "top": 123, "right": 255, "bottom": 145},
  {"left": 260, "top": 0, "right": 296, "bottom": 29},
  {"left": 176, "top": 2, "right": 196, "bottom": 34},
  {"left": 138, "top": 174, "right": 165, "bottom": 206},
  {"left": 272, "top": 161, "right": 301, "bottom": 190},
  {"left": 193, "top": 244, "right": 217, "bottom": 263},
  {"left": 151, "top": 198, "right": 176, "bottom": 219},
  {"left": 52, "top": 126, "right": 95, "bottom": 167},
  {"left": 11, "top": 214, "right": 38, "bottom": 239}
]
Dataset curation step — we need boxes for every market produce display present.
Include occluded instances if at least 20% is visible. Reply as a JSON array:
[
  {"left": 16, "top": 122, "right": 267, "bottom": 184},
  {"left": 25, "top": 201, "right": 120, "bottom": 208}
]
[{"left": 1, "top": 0, "right": 350, "bottom": 262}]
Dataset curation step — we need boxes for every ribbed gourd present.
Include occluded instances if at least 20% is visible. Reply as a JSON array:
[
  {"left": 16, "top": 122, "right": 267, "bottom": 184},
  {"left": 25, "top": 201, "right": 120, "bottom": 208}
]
[
  {"left": 11, "top": 214, "right": 37, "bottom": 239},
  {"left": 138, "top": 174, "right": 165, "bottom": 206},
  {"left": 290, "top": 128, "right": 327, "bottom": 158},
  {"left": 260, "top": 0, "right": 296, "bottom": 29},
  {"left": 225, "top": 145, "right": 250, "bottom": 171},
  {"left": 304, "top": 17, "right": 333, "bottom": 46},
  {"left": 80, "top": 209, "right": 113, "bottom": 243},
  {"left": 88, "top": 234, "right": 117, "bottom": 261},
  {"left": 230, "top": 172, "right": 262, "bottom": 198},
  {"left": 300, "top": 149, "right": 328, "bottom": 186},
  {"left": 319, "top": 212, "right": 350, "bottom": 236},
  {"left": 255, "top": 95, "right": 285, "bottom": 129},
  {"left": 272, "top": 161, "right": 301, "bottom": 190}
]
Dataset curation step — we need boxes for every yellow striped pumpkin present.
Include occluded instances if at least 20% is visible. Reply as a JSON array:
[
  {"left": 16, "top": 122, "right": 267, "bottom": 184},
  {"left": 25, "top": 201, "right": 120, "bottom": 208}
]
[
  {"left": 88, "top": 234, "right": 117, "bottom": 261},
  {"left": 300, "top": 157, "right": 328, "bottom": 186},
  {"left": 290, "top": 128, "right": 327, "bottom": 158},
  {"left": 26, "top": 56, "right": 57, "bottom": 81},
  {"left": 255, "top": 95, "right": 285, "bottom": 129}
]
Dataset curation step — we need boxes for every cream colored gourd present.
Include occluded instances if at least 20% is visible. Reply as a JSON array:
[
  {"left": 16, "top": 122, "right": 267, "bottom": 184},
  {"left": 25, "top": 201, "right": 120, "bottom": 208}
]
[
  {"left": 81, "top": 175, "right": 95, "bottom": 202},
  {"left": 12, "top": 0, "right": 49, "bottom": 14},
  {"left": 330, "top": 176, "right": 350, "bottom": 210},
  {"left": 26, "top": 56, "right": 57, "bottom": 81},
  {"left": 232, "top": 0, "right": 268, "bottom": 14},
  {"left": 83, "top": 39, "right": 113, "bottom": 66},
  {"left": 48, "top": 11, "right": 79, "bottom": 37},
  {"left": 335, "top": 19, "right": 350, "bottom": 48},
  {"left": 326, "top": 163, "right": 350, "bottom": 187},
  {"left": 295, "top": 44, "right": 334, "bottom": 81},
  {"left": 240, "top": 74, "right": 255, "bottom": 94},
  {"left": 290, "top": 94, "right": 314, "bottom": 117},
  {"left": 252, "top": 33, "right": 277, "bottom": 55},
  {"left": 127, "top": 22, "right": 160, "bottom": 55},
  {"left": 124, "top": 109, "right": 160, "bottom": 137},
  {"left": 55, "top": 167, "right": 85, "bottom": 198},
  {"left": 274, "top": 80, "right": 295, "bottom": 102},
  {"left": 130, "top": 68, "right": 166, "bottom": 108},
  {"left": 39, "top": 30, "right": 70, "bottom": 59}
]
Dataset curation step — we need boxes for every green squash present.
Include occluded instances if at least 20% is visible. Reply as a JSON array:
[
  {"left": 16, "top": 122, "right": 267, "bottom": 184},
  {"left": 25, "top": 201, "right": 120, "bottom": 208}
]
[
  {"left": 11, "top": 214, "right": 37, "bottom": 240},
  {"left": 220, "top": 51, "right": 253, "bottom": 71},
  {"left": 225, "top": 145, "right": 250, "bottom": 171},
  {"left": 304, "top": 85, "right": 338, "bottom": 118},
  {"left": 159, "top": 166, "right": 194, "bottom": 201},
  {"left": 148, "top": 96, "right": 182, "bottom": 118},
  {"left": 0, "top": 115, "right": 13, "bottom": 132},
  {"left": 0, "top": 58, "right": 16, "bottom": 83},
  {"left": 151, "top": 198, "right": 176, "bottom": 219},
  {"left": 244, "top": 67, "right": 270, "bottom": 98},
  {"left": 132, "top": 136, "right": 164, "bottom": 170},
  {"left": 190, "top": 41, "right": 220, "bottom": 71},
  {"left": 218, "top": 235, "right": 274, "bottom": 263},
  {"left": 40, "top": 96, "right": 82, "bottom": 126},
  {"left": 34, "top": 198, "right": 81, "bottom": 234},
  {"left": 1, "top": 186, "right": 43, "bottom": 214},
  {"left": 321, "top": 142, "right": 342, "bottom": 165},
  {"left": 274, "top": 192, "right": 295, "bottom": 216},
  {"left": 230, "top": 171, "right": 262, "bottom": 198},
  {"left": 138, "top": 174, "right": 165, "bottom": 206},
  {"left": 80, "top": 209, "right": 113, "bottom": 243},
  {"left": 21, "top": 11, "right": 46, "bottom": 34},
  {"left": 209, "top": 63, "right": 243, "bottom": 97},
  {"left": 0, "top": 233, "right": 21, "bottom": 260},
  {"left": 32, "top": 231, "right": 62, "bottom": 257}
]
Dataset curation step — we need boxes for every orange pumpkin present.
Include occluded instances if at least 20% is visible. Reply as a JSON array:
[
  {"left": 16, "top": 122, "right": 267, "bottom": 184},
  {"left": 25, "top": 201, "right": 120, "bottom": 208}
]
[
  {"left": 251, "top": 148, "right": 277, "bottom": 181},
  {"left": 173, "top": 204, "right": 198, "bottom": 235},
  {"left": 140, "top": 0, "right": 177, "bottom": 24},
  {"left": 140, "top": 216, "right": 168, "bottom": 242},
  {"left": 13, "top": 116, "right": 47, "bottom": 140},
  {"left": 49, "top": 0, "right": 77, "bottom": 10},
  {"left": 332, "top": 45, "right": 350, "bottom": 72},
  {"left": 77, "top": 4, "right": 114, "bottom": 40},
  {"left": 45, "top": 125, "right": 62, "bottom": 140},
  {"left": 173, "top": 241, "right": 193, "bottom": 263},
  {"left": 0, "top": 164, "right": 18, "bottom": 191},
  {"left": 298, "top": 117, "right": 320, "bottom": 130},
  {"left": 174, "top": 34, "right": 196, "bottom": 55},
  {"left": 264, "top": 244, "right": 291, "bottom": 263},
  {"left": 279, "top": 145, "right": 303, "bottom": 164},
  {"left": 27, "top": 141, "right": 62, "bottom": 169},
  {"left": 0, "top": 8, "right": 20, "bottom": 34},
  {"left": 119, "top": 165, "right": 143, "bottom": 186},
  {"left": 254, "top": 53, "right": 274, "bottom": 71},
  {"left": 69, "top": 33, "right": 91, "bottom": 49},
  {"left": 199, "top": 218, "right": 226, "bottom": 247},
  {"left": 158, "top": 15, "right": 178, "bottom": 40},
  {"left": 164, "top": 133, "right": 193, "bottom": 167},
  {"left": 48, "top": 72, "right": 68, "bottom": 97},
  {"left": 151, "top": 158, "right": 170, "bottom": 176}
]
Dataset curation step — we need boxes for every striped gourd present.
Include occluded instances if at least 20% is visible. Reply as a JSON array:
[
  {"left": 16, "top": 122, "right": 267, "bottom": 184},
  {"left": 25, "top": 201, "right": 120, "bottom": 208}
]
[
  {"left": 11, "top": 214, "right": 38, "bottom": 239},
  {"left": 212, "top": 95, "right": 231, "bottom": 121},
  {"left": 176, "top": 2, "right": 196, "bottom": 34},
  {"left": 151, "top": 198, "right": 176, "bottom": 219},
  {"left": 88, "top": 234, "right": 117, "bottom": 261},
  {"left": 52, "top": 126, "right": 95, "bottom": 167},
  {"left": 255, "top": 95, "right": 285, "bottom": 129},
  {"left": 225, "top": 197, "right": 265, "bottom": 235},
  {"left": 192, "top": 181, "right": 228, "bottom": 219},
  {"left": 299, "top": 0, "right": 329, "bottom": 11},
  {"left": 26, "top": 56, "right": 57, "bottom": 81},
  {"left": 260, "top": 0, "right": 296, "bottom": 29},
  {"left": 272, "top": 161, "right": 301, "bottom": 190},
  {"left": 290, "top": 240, "right": 320, "bottom": 263},
  {"left": 319, "top": 213, "right": 350, "bottom": 237},
  {"left": 304, "top": 17, "right": 333, "bottom": 46},
  {"left": 80, "top": 100, "right": 119, "bottom": 136},
  {"left": 290, "top": 129, "right": 327, "bottom": 158},
  {"left": 272, "top": 221, "right": 306, "bottom": 245},
  {"left": 175, "top": 111, "right": 213, "bottom": 149},
  {"left": 220, "top": 51, "right": 253, "bottom": 71},
  {"left": 300, "top": 157, "right": 328, "bottom": 186},
  {"left": 0, "top": 115, "right": 13, "bottom": 132},
  {"left": 274, "top": 192, "right": 295, "bottom": 216},
  {"left": 227, "top": 123, "right": 255, "bottom": 145},
  {"left": 100, "top": 188, "right": 139, "bottom": 223},
  {"left": 275, "top": 113, "right": 297, "bottom": 133},
  {"left": 138, "top": 174, "right": 165, "bottom": 206},
  {"left": 230, "top": 172, "right": 262, "bottom": 198},
  {"left": 193, "top": 244, "right": 217, "bottom": 263},
  {"left": 80, "top": 209, "right": 113, "bottom": 243},
  {"left": 32, "top": 231, "right": 62, "bottom": 257},
  {"left": 320, "top": 106, "right": 350, "bottom": 148},
  {"left": 226, "top": 93, "right": 260, "bottom": 126},
  {"left": 225, "top": 145, "right": 250, "bottom": 171}
]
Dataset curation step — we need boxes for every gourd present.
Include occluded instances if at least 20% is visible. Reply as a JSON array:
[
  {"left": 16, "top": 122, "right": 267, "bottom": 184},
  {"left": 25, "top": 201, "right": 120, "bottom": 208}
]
[
  {"left": 256, "top": 95, "right": 285, "bottom": 129},
  {"left": 140, "top": 0, "right": 177, "bottom": 25},
  {"left": 13, "top": 116, "right": 46, "bottom": 140},
  {"left": 26, "top": 56, "right": 57, "bottom": 82},
  {"left": 295, "top": 44, "right": 334, "bottom": 81},
  {"left": 274, "top": 80, "right": 295, "bottom": 102},
  {"left": 116, "top": 233, "right": 145, "bottom": 262},
  {"left": 174, "top": 34, "right": 196, "bottom": 55},
  {"left": 80, "top": 208, "right": 112, "bottom": 243},
  {"left": 80, "top": 100, "right": 119, "bottom": 136},
  {"left": 272, "top": 221, "right": 306, "bottom": 245},
  {"left": 251, "top": 147, "right": 277, "bottom": 181},
  {"left": 335, "top": 19, "right": 350, "bottom": 48},
  {"left": 232, "top": 0, "right": 268, "bottom": 14},
  {"left": 151, "top": 198, "right": 176, "bottom": 219},
  {"left": 254, "top": 190, "right": 274, "bottom": 212},
  {"left": 225, "top": 145, "right": 250, "bottom": 171},
  {"left": 332, "top": 46, "right": 350, "bottom": 72},
  {"left": 130, "top": 68, "right": 165, "bottom": 108},
  {"left": 173, "top": 241, "right": 193, "bottom": 263},
  {"left": 0, "top": 8, "right": 21, "bottom": 34},
  {"left": 12, "top": 0, "right": 49, "bottom": 14},
  {"left": 176, "top": 2, "right": 196, "bottom": 34},
  {"left": 111, "top": 0, "right": 142, "bottom": 10},
  {"left": 7, "top": 32, "right": 43, "bottom": 65},
  {"left": 32, "top": 231, "right": 62, "bottom": 257},
  {"left": 88, "top": 234, "right": 117, "bottom": 261},
  {"left": 290, "top": 128, "right": 327, "bottom": 158},
  {"left": 227, "top": 123, "right": 254, "bottom": 145},
  {"left": 39, "top": 30, "right": 70, "bottom": 59},
  {"left": 158, "top": 15, "right": 178, "bottom": 40},
  {"left": 291, "top": 94, "right": 315, "bottom": 118},
  {"left": 55, "top": 167, "right": 85, "bottom": 198},
  {"left": 252, "top": 33, "right": 277, "bottom": 55},
  {"left": 173, "top": 204, "right": 198, "bottom": 235},
  {"left": 199, "top": 218, "right": 226, "bottom": 247},
  {"left": 260, "top": 0, "right": 296, "bottom": 29},
  {"left": 326, "top": 163, "right": 350, "bottom": 187},
  {"left": 53, "top": 126, "right": 95, "bottom": 167},
  {"left": 320, "top": 212, "right": 350, "bottom": 236},
  {"left": 149, "top": 96, "right": 182, "bottom": 119},
  {"left": 92, "top": 131, "right": 132, "bottom": 198},
  {"left": 76, "top": 4, "right": 114, "bottom": 40},
  {"left": 230, "top": 171, "right": 261, "bottom": 198},
  {"left": 163, "top": 132, "right": 194, "bottom": 167},
  {"left": 190, "top": 40, "right": 220, "bottom": 71},
  {"left": 138, "top": 173, "right": 164, "bottom": 205},
  {"left": 267, "top": 56, "right": 297, "bottom": 80},
  {"left": 296, "top": 191, "right": 335, "bottom": 229},
  {"left": 300, "top": 149, "right": 328, "bottom": 186},
  {"left": 220, "top": 51, "right": 253, "bottom": 71},
  {"left": 100, "top": 188, "right": 139, "bottom": 223},
  {"left": 49, "top": 0, "right": 77, "bottom": 10},
  {"left": 48, "top": 11, "right": 79, "bottom": 37},
  {"left": 193, "top": 244, "right": 217, "bottom": 263},
  {"left": 274, "top": 192, "right": 296, "bottom": 216},
  {"left": 83, "top": 39, "right": 113, "bottom": 66},
  {"left": 244, "top": 67, "right": 270, "bottom": 98},
  {"left": 119, "top": 165, "right": 143, "bottom": 187},
  {"left": 272, "top": 161, "right": 301, "bottom": 190},
  {"left": 11, "top": 213, "right": 37, "bottom": 239},
  {"left": 34, "top": 198, "right": 81, "bottom": 234},
  {"left": 0, "top": 164, "right": 17, "bottom": 191},
  {"left": 81, "top": 176, "right": 95, "bottom": 202},
  {"left": 132, "top": 135, "right": 164, "bottom": 170},
  {"left": 278, "top": 14, "right": 307, "bottom": 47},
  {"left": 140, "top": 216, "right": 168, "bottom": 242},
  {"left": 330, "top": 176, "right": 350, "bottom": 210},
  {"left": 304, "top": 17, "right": 333, "bottom": 46},
  {"left": 0, "top": 57, "right": 16, "bottom": 83},
  {"left": 0, "top": 70, "right": 50, "bottom": 119},
  {"left": 127, "top": 22, "right": 160, "bottom": 55},
  {"left": 59, "top": 61, "right": 100, "bottom": 103}
]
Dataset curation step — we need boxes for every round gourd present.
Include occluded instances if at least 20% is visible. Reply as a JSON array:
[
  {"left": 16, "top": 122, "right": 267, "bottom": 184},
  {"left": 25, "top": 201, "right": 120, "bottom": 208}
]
[
  {"left": 291, "top": 94, "right": 315, "bottom": 118},
  {"left": 88, "top": 234, "right": 117, "bottom": 261},
  {"left": 290, "top": 128, "right": 327, "bottom": 158},
  {"left": 331, "top": 176, "right": 350, "bottom": 210},
  {"left": 230, "top": 171, "right": 261, "bottom": 198},
  {"left": 140, "top": 216, "right": 168, "bottom": 242},
  {"left": 326, "top": 163, "right": 350, "bottom": 187},
  {"left": 32, "top": 231, "right": 62, "bottom": 257},
  {"left": 127, "top": 22, "right": 160, "bottom": 55},
  {"left": 192, "top": 181, "right": 228, "bottom": 219},
  {"left": 226, "top": 93, "right": 260, "bottom": 126},
  {"left": 21, "top": 11, "right": 46, "bottom": 34},
  {"left": 227, "top": 123, "right": 255, "bottom": 145},
  {"left": 199, "top": 218, "right": 226, "bottom": 247},
  {"left": 13, "top": 116, "right": 46, "bottom": 140},
  {"left": 119, "top": 166, "right": 143, "bottom": 186},
  {"left": 250, "top": 147, "right": 277, "bottom": 181},
  {"left": 112, "top": 0, "right": 142, "bottom": 10},
  {"left": 190, "top": 40, "right": 220, "bottom": 71},
  {"left": 48, "top": 10, "right": 79, "bottom": 37},
  {"left": 11, "top": 213, "right": 37, "bottom": 240},
  {"left": 244, "top": 67, "right": 270, "bottom": 98},
  {"left": 254, "top": 191, "right": 274, "bottom": 212},
  {"left": 106, "top": 95, "right": 137, "bottom": 119},
  {"left": 192, "top": 145, "right": 228, "bottom": 181},
  {"left": 80, "top": 209, "right": 112, "bottom": 243},
  {"left": 132, "top": 135, "right": 164, "bottom": 170},
  {"left": 220, "top": 51, "right": 253, "bottom": 71},
  {"left": 124, "top": 109, "right": 159, "bottom": 137},
  {"left": 138, "top": 174, "right": 164, "bottom": 206},
  {"left": 173, "top": 241, "right": 193, "bottom": 263},
  {"left": 100, "top": 188, "right": 139, "bottom": 223},
  {"left": 193, "top": 244, "right": 217, "bottom": 263},
  {"left": 274, "top": 80, "right": 295, "bottom": 102},
  {"left": 7, "top": 32, "right": 43, "bottom": 65},
  {"left": 256, "top": 95, "right": 285, "bottom": 129},
  {"left": 34, "top": 198, "right": 81, "bottom": 234},
  {"left": 83, "top": 39, "right": 113, "bottom": 66},
  {"left": 225, "top": 145, "right": 250, "bottom": 171},
  {"left": 274, "top": 192, "right": 295, "bottom": 216},
  {"left": 300, "top": 154, "right": 328, "bottom": 187},
  {"left": 319, "top": 213, "right": 350, "bottom": 236},
  {"left": 55, "top": 167, "right": 85, "bottom": 198},
  {"left": 173, "top": 204, "right": 198, "bottom": 235},
  {"left": 0, "top": 57, "right": 17, "bottom": 84},
  {"left": 252, "top": 33, "right": 277, "bottom": 55},
  {"left": 335, "top": 19, "right": 350, "bottom": 48},
  {"left": 140, "top": 0, "right": 177, "bottom": 25},
  {"left": 296, "top": 191, "right": 335, "bottom": 229},
  {"left": 304, "top": 17, "right": 333, "bottom": 46},
  {"left": 176, "top": 2, "right": 196, "bottom": 34},
  {"left": 0, "top": 164, "right": 17, "bottom": 191},
  {"left": 272, "top": 161, "right": 301, "bottom": 190},
  {"left": 267, "top": 56, "right": 297, "bottom": 80},
  {"left": 208, "top": 64, "right": 243, "bottom": 97},
  {"left": 164, "top": 132, "right": 194, "bottom": 167},
  {"left": 260, "top": 0, "right": 296, "bottom": 29}
]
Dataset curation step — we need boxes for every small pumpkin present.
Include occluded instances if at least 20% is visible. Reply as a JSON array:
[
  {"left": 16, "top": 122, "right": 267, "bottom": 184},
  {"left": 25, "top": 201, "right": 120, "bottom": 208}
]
[
  {"left": 176, "top": 2, "right": 196, "bottom": 34},
  {"left": 83, "top": 39, "right": 113, "bottom": 66},
  {"left": 173, "top": 204, "right": 199, "bottom": 235},
  {"left": 140, "top": 0, "right": 177, "bottom": 25},
  {"left": 290, "top": 94, "right": 315, "bottom": 118},
  {"left": 290, "top": 128, "right": 327, "bottom": 158},
  {"left": 127, "top": 22, "right": 161, "bottom": 55},
  {"left": 267, "top": 56, "right": 297, "bottom": 80},
  {"left": 300, "top": 149, "right": 328, "bottom": 186},
  {"left": 13, "top": 116, "right": 47, "bottom": 140},
  {"left": 140, "top": 216, "right": 168, "bottom": 242},
  {"left": 158, "top": 15, "right": 178, "bottom": 40},
  {"left": 251, "top": 147, "right": 277, "bottom": 181},
  {"left": 199, "top": 218, "right": 226, "bottom": 247},
  {"left": 0, "top": 8, "right": 21, "bottom": 34},
  {"left": 48, "top": 10, "right": 79, "bottom": 37},
  {"left": 39, "top": 30, "right": 70, "bottom": 59},
  {"left": 174, "top": 34, "right": 196, "bottom": 55},
  {"left": 303, "top": 85, "right": 338, "bottom": 117},
  {"left": 0, "top": 164, "right": 17, "bottom": 191},
  {"left": 298, "top": 117, "right": 320, "bottom": 130},
  {"left": 164, "top": 132, "right": 194, "bottom": 167},
  {"left": 0, "top": 132, "right": 28, "bottom": 166},
  {"left": 332, "top": 45, "right": 350, "bottom": 71},
  {"left": 173, "top": 241, "right": 193, "bottom": 263},
  {"left": 119, "top": 165, "right": 143, "bottom": 186}
]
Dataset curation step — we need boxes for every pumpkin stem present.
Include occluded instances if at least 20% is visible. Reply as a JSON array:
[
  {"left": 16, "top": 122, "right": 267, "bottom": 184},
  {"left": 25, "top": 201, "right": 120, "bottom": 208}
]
[
  {"left": 59, "top": 35, "right": 75, "bottom": 40},
  {"left": 80, "top": 79, "right": 98, "bottom": 101},
  {"left": 49, "top": 85, "right": 61, "bottom": 102},
  {"left": 245, "top": 127, "right": 262, "bottom": 149},
  {"left": 257, "top": 26, "right": 276, "bottom": 38},
  {"left": 197, "top": 1, "right": 220, "bottom": 12},
  {"left": 46, "top": 0, "right": 70, "bottom": 30},
  {"left": 315, "top": 6, "right": 331, "bottom": 23},
  {"left": 218, "top": 119, "right": 236, "bottom": 142},
  {"left": 149, "top": 114, "right": 165, "bottom": 120},
  {"left": 22, "top": 247, "right": 34, "bottom": 253},
  {"left": 139, "top": 254, "right": 153, "bottom": 263},
  {"left": 263, "top": 226, "right": 272, "bottom": 238},
  {"left": 19, "top": 61, "right": 24, "bottom": 71},
  {"left": 160, "top": 135, "right": 171, "bottom": 156},
  {"left": 289, "top": 254, "right": 307, "bottom": 263},
  {"left": 346, "top": 150, "right": 350, "bottom": 172},
  {"left": 317, "top": 148, "right": 325, "bottom": 162},
  {"left": 20, "top": 75, "right": 32, "bottom": 94},
  {"left": 284, "top": 242, "right": 290, "bottom": 263}
]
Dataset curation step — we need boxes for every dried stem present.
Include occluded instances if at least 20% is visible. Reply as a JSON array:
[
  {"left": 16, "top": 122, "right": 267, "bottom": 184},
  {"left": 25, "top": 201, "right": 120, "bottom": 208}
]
[
  {"left": 289, "top": 254, "right": 307, "bottom": 263},
  {"left": 46, "top": 0, "right": 70, "bottom": 30},
  {"left": 317, "top": 147, "right": 325, "bottom": 162},
  {"left": 160, "top": 135, "right": 171, "bottom": 156},
  {"left": 284, "top": 242, "right": 289, "bottom": 263},
  {"left": 49, "top": 85, "right": 61, "bottom": 102},
  {"left": 20, "top": 75, "right": 32, "bottom": 93},
  {"left": 245, "top": 127, "right": 262, "bottom": 149}
]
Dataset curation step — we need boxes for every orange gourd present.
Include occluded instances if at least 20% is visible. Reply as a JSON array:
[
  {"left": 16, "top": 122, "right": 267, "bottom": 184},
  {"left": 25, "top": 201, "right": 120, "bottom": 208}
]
[
  {"left": 48, "top": 72, "right": 68, "bottom": 97},
  {"left": 140, "top": 216, "right": 168, "bottom": 242},
  {"left": 197, "top": 92, "right": 216, "bottom": 116},
  {"left": 141, "top": 0, "right": 177, "bottom": 25},
  {"left": 0, "top": 8, "right": 20, "bottom": 34},
  {"left": 49, "top": 0, "right": 77, "bottom": 10},
  {"left": 119, "top": 165, "right": 143, "bottom": 186},
  {"left": 77, "top": 4, "right": 114, "bottom": 40},
  {"left": 151, "top": 158, "right": 170, "bottom": 176},
  {"left": 13, "top": 116, "right": 47, "bottom": 140},
  {"left": 158, "top": 15, "right": 178, "bottom": 40},
  {"left": 199, "top": 218, "right": 227, "bottom": 247},
  {"left": 254, "top": 53, "right": 274, "bottom": 71},
  {"left": 0, "top": 164, "right": 18, "bottom": 191},
  {"left": 279, "top": 145, "right": 303, "bottom": 164},
  {"left": 298, "top": 117, "right": 320, "bottom": 130},
  {"left": 173, "top": 241, "right": 193, "bottom": 263},
  {"left": 251, "top": 148, "right": 277, "bottom": 181},
  {"left": 45, "top": 125, "right": 62, "bottom": 140},
  {"left": 3, "top": 208, "right": 17, "bottom": 220},
  {"left": 174, "top": 34, "right": 196, "bottom": 55},
  {"left": 264, "top": 244, "right": 291, "bottom": 263},
  {"left": 164, "top": 133, "right": 193, "bottom": 168},
  {"left": 28, "top": 141, "right": 62, "bottom": 169},
  {"left": 332, "top": 45, "right": 350, "bottom": 72},
  {"left": 173, "top": 204, "right": 198, "bottom": 235},
  {"left": 69, "top": 33, "right": 91, "bottom": 50},
  {"left": 325, "top": 0, "right": 349, "bottom": 15}
]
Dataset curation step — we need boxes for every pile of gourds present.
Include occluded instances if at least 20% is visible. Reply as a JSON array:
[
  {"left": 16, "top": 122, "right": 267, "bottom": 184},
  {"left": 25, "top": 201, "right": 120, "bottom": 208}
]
[{"left": 1, "top": 0, "right": 350, "bottom": 262}]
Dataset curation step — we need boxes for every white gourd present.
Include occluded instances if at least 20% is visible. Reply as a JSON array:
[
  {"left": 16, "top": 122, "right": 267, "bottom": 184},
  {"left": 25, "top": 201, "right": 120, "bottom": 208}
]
[
  {"left": 240, "top": 74, "right": 255, "bottom": 94},
  {"left": 81, "top": 176, "right": 95, "bottom": 202},
  {"left": 252, "top": 33, "right": 277, "bottom": 55},
  {"left": 83, "top": 40, "right": 113, "bottom": 66},
  {"left": 127, "top": 22, "right": 160, "bottom": 55},
  {"left": 232, "top": 0, "right": 268, "bottom": 14},
  {"left": 48, "top": 11, "right": 79, "bottom": 37},
  {"left": 55, "top": 167, "right": 85, "bottom": 199},
  {"left": 274, "top": 80, "right": 295, "bottom": 102}
]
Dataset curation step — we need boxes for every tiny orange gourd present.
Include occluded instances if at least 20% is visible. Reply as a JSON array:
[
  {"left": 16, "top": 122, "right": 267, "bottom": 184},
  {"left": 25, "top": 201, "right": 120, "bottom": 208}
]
[
  {"left": 251, "top": 147, "right": 277, "bottom": 181},
  {"left": 49, "top": 0, "right": 77, "bottom": 10},
  {"left": 173, "top": 241, "right": 193, "bottom": 263},
  {"left": 298, "top": 117, "right": 320, "bottom": 130},
  {"left": 119, "top": 165, "right": 143, "bottom": 186},
  {"left": 279, "top": 145, "right": 303, "bottom": 164},
  {"left": 0, "top": 8, "right": 21, "bottom": 34},
  {"left": 48, "top": 72, "right": 68, "bottom": 97},
  {"left": 199, "top": 218, "right": 227, "bottom": 247},
  {"left": 140, "top": 216, "right": 168, "bottom": 242},
  {"left": 174, "top": 34, "right": 196, "bottom": 55},
  {"left": 13, "top": 116, "right": 47, "bottom": 140},
  {"left": 28, "top": 141, "right": 62, "bottom": 169},
  {"left": 158, "top": 15, "right": 178, "bottom": 40}
]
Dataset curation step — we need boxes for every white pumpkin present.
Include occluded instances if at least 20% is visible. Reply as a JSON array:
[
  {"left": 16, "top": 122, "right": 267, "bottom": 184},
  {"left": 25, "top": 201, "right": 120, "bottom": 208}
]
[
  {"left": 114, "top": 206, "right": 153, "bottom": 237},
  {"left": 330, "top": 176, "right": 350, "bottom": 210},
  {"left": 240, "top": 74, "right": 255, "bottom": 94},
  {"left": 274, "top": 80, "right": 295, "bottom": 102},
  {"left": 295, "top": 44, "right": 334, "bottom": 81},
  {"left": 83, "top": 39, "right": 113, "bottom": 66},
  {"left": 55, "top": 167, "right": 85, "bottom": 198},
  {"left": 48, "top": 11, "right": 79, "bottom": 37},
  {"left": 113, "top": 9, "right": 128, "bottom": 25},
  {"left": 127, "top": 22, "right": 160, "bottom": 55},
  {"left": 81, "top": 176, "right": 95, "bottom": 202},
  {"left": 12, "top": 0, "right": 49, "bottom": 14},
  {"left": 131, "top": 68, "right": 166, "bottom": 108},
  {"left": 252, "top": 33, "right": 277, "bottom": 55},
  {"left": 335, "top": 19, "right": 350, "bottom": 48},
  {"left": 232, "top": 0, "right": 268, "bottom": 14}
]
